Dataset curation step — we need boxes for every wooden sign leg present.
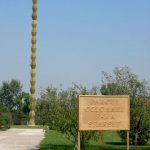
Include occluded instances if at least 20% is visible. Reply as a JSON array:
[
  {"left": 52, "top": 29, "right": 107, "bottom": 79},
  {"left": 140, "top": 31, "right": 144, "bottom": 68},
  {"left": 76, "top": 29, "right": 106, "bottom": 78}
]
[
  {"left": 78, "top": 131, "right": 80, "bottom": 150},
  {"left": 127, "top": 130, "right": 129, "bottom": 150}
]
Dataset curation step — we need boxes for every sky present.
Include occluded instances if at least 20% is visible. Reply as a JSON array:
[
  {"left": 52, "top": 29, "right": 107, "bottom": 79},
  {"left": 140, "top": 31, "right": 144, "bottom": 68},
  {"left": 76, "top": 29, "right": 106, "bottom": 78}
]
[{"left": 0, "top": 0, "right": 150, "bottom": 93}]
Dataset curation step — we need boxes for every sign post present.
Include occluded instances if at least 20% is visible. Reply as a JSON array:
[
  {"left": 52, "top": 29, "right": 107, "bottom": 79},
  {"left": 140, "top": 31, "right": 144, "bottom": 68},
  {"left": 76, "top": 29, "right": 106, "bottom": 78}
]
[
  {"left": 78, "top": 131, "right": 80, "bottom": 150},
  {"left": 78, "top": 95, "right": 130, "bottom": 150},
  {"left": 127, "top": 130, "right": 130, "bottom": 150}
]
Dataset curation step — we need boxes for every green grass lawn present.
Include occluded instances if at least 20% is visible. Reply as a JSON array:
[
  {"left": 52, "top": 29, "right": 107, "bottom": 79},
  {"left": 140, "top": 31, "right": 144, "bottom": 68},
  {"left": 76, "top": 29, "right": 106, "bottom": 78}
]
[
  {"left": 11, "top": 125, "right": 43, "bottom": 129},
  {"left": 40, "top": 130, "right": 150, "bottom": 150}
]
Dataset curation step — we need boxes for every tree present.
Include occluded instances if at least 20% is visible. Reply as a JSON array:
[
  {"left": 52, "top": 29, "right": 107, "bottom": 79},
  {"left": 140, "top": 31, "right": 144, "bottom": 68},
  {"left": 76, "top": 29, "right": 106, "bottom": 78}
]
[
  {"left": 57, "top": 84, "right": 99, "bottom": 150},
  {"left": 36, "top": 86, "right": 58, "bottom": 127},
  {"left": 0, "top": 105, "right": 12, "bottom": 129},
  {"left": 0, "top": 80, "right": 30, "bottom": 124},
  {"left": 0, "top": 80, "right": 22, "bottom": 111},
  {"left": 12, "top": 92, "right": 30, "bottom": 125},
  {"left": 36, "top": 84, "right": 99, "bottom": 150},
  {"left": 100, "top": 66, "right": 150, "bottom": 145}
]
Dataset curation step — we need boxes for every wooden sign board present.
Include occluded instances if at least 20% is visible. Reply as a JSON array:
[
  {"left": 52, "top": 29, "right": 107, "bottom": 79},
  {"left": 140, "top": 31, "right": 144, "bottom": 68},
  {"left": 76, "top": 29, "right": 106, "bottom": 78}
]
[{"left": 79, "top": 95, "right": 130, "bottom": 131}]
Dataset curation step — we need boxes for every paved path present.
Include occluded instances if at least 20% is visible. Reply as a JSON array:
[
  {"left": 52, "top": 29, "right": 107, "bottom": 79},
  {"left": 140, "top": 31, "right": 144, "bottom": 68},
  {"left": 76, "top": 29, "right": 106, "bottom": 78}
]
[{"left": 0, "top": 128, "right": 44, "bottom": 150}]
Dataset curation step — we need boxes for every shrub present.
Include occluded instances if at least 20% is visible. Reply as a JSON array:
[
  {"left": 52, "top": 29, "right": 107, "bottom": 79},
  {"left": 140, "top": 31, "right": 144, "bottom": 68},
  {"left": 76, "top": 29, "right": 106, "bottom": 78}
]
[{"left": 0, "top": 105, "right": 12, "bottom": 129}]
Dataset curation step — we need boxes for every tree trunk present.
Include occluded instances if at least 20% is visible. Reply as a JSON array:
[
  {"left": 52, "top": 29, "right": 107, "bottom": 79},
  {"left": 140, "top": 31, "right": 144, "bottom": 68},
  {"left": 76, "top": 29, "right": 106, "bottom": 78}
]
[
  {"left": 74, "top": 141, "right": 78, "bottom": 150},
  {"left": 134, "top": 132, "right": 138, "bottom": 150},
  {"left": 99, "top": 131, "right": 104, "bottom": 144}
]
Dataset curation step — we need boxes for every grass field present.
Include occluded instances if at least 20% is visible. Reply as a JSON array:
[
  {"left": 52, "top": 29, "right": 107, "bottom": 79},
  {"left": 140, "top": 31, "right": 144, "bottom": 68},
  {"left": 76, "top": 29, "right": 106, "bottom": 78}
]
[
  {"left": 40, "top": 130, "right": 150, "bottom": 150},
  {"left": 11, "top": 125, "right": 43, "bottom": 129}
]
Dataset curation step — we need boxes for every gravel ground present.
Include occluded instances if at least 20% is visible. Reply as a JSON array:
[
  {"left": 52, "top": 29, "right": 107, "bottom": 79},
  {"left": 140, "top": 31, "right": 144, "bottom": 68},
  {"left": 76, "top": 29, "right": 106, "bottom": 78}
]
[{"left": 0, "top": 128, "right": 44, "bottom": 150}]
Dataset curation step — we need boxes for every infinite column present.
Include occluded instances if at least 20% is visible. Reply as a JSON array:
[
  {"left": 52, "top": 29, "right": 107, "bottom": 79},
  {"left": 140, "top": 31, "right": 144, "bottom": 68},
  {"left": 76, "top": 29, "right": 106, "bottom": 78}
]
[{"left": 29, "top": 0, "right": 38, "bottom": 125}]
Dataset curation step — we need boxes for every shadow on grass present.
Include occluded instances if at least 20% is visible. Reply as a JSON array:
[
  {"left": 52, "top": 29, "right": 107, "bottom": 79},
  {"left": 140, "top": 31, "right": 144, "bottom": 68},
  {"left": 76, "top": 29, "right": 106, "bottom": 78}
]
[
  {"left": 106, "top": 142, "right": 125, "bottom": 145},
  {"left": 40, "top": 144, "right": 124, "bottom": 150},
  {"left": 40, "top": 144, "right": 73, "bottom": 150},
  {"left": 86, "top": 145, "right": 122, "bottom": 150},
  {"left": 40, "top": 144, "right": 150, "bottom": 150}
]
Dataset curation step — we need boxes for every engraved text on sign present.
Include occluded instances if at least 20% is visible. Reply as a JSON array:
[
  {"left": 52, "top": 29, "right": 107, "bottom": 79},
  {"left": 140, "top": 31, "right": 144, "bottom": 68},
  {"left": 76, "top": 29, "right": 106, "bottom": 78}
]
[{"left": 79, "top": 95, "right": 130, "bottom": 131}]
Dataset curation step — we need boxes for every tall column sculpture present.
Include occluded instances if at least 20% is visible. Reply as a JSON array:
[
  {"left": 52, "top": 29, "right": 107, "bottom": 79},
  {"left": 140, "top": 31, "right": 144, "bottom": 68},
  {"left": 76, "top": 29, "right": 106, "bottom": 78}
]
[{"left": 29, "top": 0, "right": 38, "bottom": 125}]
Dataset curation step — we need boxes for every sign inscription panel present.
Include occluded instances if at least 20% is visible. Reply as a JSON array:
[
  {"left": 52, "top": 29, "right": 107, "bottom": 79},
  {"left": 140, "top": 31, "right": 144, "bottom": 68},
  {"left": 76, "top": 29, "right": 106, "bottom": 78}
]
[{"left": 79, "top": 95, "right": 130, "bottom": 131}]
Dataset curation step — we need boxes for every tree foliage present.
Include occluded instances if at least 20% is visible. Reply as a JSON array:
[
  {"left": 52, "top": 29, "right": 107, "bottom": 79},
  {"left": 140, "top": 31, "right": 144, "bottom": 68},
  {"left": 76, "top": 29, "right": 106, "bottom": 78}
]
[
  {"left": 0, "top": 105, "right": 12, "bottom": 129},
  {"left": 36, "top": 84, "right": 99, "bottom": 149},
  {"left": 100, "top": 66, "right": 150, "bottom": 145},
  {"left": 0, "top": 80, "right": 30, "bottom": 125},
  {"left": 0, "top": 80, "right": 22, "bottom": 110}
]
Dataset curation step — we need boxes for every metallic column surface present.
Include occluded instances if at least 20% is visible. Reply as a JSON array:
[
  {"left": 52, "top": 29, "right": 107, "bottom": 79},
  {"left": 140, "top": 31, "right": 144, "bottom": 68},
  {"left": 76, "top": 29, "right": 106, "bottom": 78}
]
[{"left": 29, "top": 0, "right": 38, "bottom": 126}]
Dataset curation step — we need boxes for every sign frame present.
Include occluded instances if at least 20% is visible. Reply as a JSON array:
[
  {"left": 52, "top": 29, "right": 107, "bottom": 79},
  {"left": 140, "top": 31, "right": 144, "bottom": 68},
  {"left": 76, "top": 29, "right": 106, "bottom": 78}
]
[{"left": 77, "top": 95, "right": 130, "bottom": 150}]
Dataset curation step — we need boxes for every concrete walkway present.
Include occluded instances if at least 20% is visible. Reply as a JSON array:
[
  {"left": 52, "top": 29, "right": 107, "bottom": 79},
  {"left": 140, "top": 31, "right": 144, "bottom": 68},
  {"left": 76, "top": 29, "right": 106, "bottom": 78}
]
[{"left": 0, "top": 128, "right": 44, "bottom": 150}]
